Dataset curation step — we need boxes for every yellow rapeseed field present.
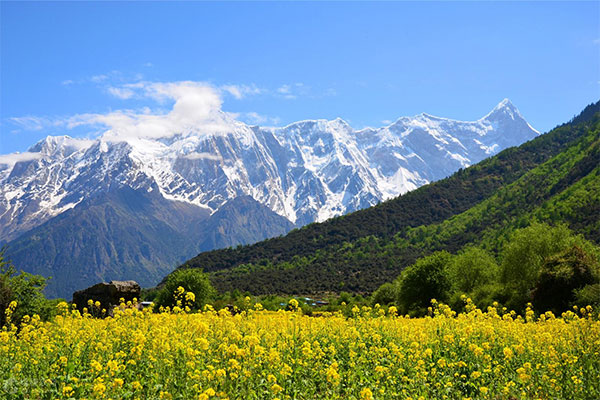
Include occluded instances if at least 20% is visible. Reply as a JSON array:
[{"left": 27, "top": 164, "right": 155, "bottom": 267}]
[{"left": 1, "top": 294, "right": 599, "bottom": 400}]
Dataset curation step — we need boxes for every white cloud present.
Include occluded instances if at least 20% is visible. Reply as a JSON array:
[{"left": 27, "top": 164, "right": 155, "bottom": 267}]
[
  {"left": 107, "top": 87, "right": 136, "bottom": 99},
  {"left": 9, "top": 79, "right": 307, "bottom": 146},
  {"left": 90, "top": 74, "right": 109, "bottom": 83},
  {"left": 0, "top": 152, "right": 43, "bottom": 167},
  {"left": 9, "top": 116, "right": 52, "bottom": 131},
  {"left": 221, "top": 84, "right": 263, "bottom": 99},
  {"left": 181, "top": 151, "right": 223, "bottom": 162},
  {"left": 381, "top": 119, "right": 392, "bottom": 125},
  {"left": 60, "top": 71, "right": 133, "bottom": 88},
  {"left": 9, "top": 81, "right": 237, "bottom": 142},
  {"left": 240, "top": 112, "right": 281, "bottom": 126},
  {"left": 223, "top": 85, "right": 244, "bottom": 99},
  {"left": 276, "top": 83, "right": 308, "bottom": 100},
  {"left": 277, "top": 84, "right": 292, "bottom": 95},
  {"left": 73, "top": 81, "right": 237, "bottom": 142}
]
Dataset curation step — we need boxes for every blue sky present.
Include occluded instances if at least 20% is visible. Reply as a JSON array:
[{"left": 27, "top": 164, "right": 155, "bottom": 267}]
[{"left": 1, "top": 1, "right": 599, "bottom": 154}]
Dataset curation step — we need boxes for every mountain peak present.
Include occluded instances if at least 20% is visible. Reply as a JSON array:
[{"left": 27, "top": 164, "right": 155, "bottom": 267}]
[
  {"left": 417, "top": 112, "right": 448, "bottom": 121},
  {"left": 484, "top": 98, "right": 522, "bottom": 120},
  {"left": 479, "top": 99, "right": 539, "bottom": 135},
  {"left": 497, "top": 97, "right": 513, "bottom": 107},
  {"left": 495, "top": 98, "right": 519, "bottom": 112},
  {"left": 329, "top": 117, "right": 352, "bottom": 129},
  {"left": 28, "top": 135, "right": 94, "bottom": 156},
  {"left": 28, "top": 135, "right": 71, "bottom": 152}
]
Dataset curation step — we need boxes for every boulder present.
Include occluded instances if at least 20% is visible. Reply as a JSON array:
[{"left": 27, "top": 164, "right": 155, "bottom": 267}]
[{"left": 72, "top": 280, "right": 141, "bottom": 314}]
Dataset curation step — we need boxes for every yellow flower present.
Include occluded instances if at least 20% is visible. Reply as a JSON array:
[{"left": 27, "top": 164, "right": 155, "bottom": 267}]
[
  {"left": 107, "top": 359, "right": 119, "bottom": 372},
  {"left": 326, "top": 362, "right": 341, "bottom": 383},
  {"left": 360, "top": 388, "right": 374, "bottom": 400},
  {"left": 90, "top": 360, "right": 103, "bottom": 373},
  {"left": 93, "top": 383, "right": 106, "bottom": 396},
  {"left": 185, "top": 292, "right": 196, "bottom": 303},
  {"left": 159, "top": 391, "right": 173, "bottom": 400},
  {"left": 271, "top": 383, "right": 283, "bottom": 394},
  {"left": 62, "top": 385, "right": 74, "bottom": 397},
  {"left": 281, "top": 363, "right": 292, "bottom": 377},
  {"left": 3, "top": 292, "right": 599, "bottom": 400}
]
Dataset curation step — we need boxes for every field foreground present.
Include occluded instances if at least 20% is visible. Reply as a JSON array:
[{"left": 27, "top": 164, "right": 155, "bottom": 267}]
[{"left": 1, "top": 299, "right": 599, "bottom": 400}]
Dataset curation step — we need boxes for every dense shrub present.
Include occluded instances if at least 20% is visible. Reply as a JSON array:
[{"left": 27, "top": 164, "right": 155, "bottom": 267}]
[
  {"left": 379, "top": 223, "right": 600, "bottom": 316},
  {"left": 371, "top": 282, "right": 398, "bottom": 306},
  {"left": 532, "top": 245, "right": 599, "bottom": 314},
  {"left": 500, "top": 223, "right": 599, "bottom": 312},
  {"left": 153, "top": 268, "right": 215, "bottom": 311},
  {"left": 396, "top": 251, "right": 452, "bottom": 315},
  {"left": 0, "top": 250, "right": 56, "bottom": 326}
]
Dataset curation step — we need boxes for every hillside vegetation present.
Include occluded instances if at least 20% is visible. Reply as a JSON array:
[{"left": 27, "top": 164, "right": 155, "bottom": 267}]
[
  {"left": 171, "top": 102, "right": 600, "bottom": 299},
  {"left": 6, "top": 190, "right": 292, "bottom": 298}
]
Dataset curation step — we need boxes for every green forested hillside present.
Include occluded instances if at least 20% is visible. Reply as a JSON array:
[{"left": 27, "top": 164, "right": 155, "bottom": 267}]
[
  {"left": 7, "top": 187, "right": 210, "bottom": 298},
  {"left": 172, "top": 102, "right": 600, "bottom": 296},
  {"left": 6, "top": 189, "right": 293, "bottom": 299}
]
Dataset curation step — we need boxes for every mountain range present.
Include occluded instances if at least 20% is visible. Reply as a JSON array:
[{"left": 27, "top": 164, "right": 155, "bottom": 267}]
[
  {"left": 0, "top": 99, "right": 539, "bottom": 297},
  {"left": 174, "top": 101, "right": 599, "bottom": 296}
]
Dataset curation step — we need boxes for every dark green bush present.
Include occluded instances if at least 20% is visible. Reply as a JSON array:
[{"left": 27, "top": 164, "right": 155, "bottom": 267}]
[
  {"left": 371, "top": 282, "right": 398, "bottom": 306},
  {"left": 396, "top": 251, "right": 452, "bottom": 315},
  {"left": 154, "top": 268, "right": 215, "bottom": 312},
  {"left": 0, "top": 249, "right": 56, "bottom": 326},
  {"left": 532, "top": 245, "right": 598, "bottom": 314}
]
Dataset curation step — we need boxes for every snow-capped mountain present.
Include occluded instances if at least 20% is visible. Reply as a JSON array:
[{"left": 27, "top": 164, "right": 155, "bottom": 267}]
[{"left": 0, "top": 99, "right": 538, "bottom": 243}]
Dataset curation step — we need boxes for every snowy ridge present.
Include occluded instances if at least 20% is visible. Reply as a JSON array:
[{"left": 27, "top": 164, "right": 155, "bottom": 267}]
[{"left": 0, "top": 99, "right": 539, "bottom": 241}]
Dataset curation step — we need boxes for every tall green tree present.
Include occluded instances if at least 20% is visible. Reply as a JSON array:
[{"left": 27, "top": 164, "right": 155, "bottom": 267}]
[
  {"left": 447, "top": 247, "right": 499, "bottom": 293},
  {"left": 446, "top": 247, "right": 500, "bottom": 309},
  {"left": 500, "top": 223, "right": 598, "bottom": 311},
  {"left": 532, "top": 245, "right": 599, "bottom": 314},
  {"left": 396, "top": 251, "right": 452, "bottom": 315},
  {"left": 0, "top": 249, "right": 53, "bottom": 326}
]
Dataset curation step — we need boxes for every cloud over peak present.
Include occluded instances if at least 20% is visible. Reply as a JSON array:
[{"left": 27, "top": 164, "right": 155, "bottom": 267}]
[
  {"left": 181, "top": 151, "right": 223, "bottom": 162},
  {"left": 0, "top": 152, "right": 44, "bottom": 168},
  {"left": 7, "top": 79, "right": 288, "bottom": 146},
  {"left": 101, "top": 82, "right": 236, "bottom": 142},
  {"left": 56, "top": 81, "right": 239, "bottom": 143}
]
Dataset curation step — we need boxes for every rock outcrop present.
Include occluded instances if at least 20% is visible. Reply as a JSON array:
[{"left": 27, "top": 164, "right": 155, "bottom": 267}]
[{"left": 72, "top": 280, "right": 141, "bottom": 313}]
